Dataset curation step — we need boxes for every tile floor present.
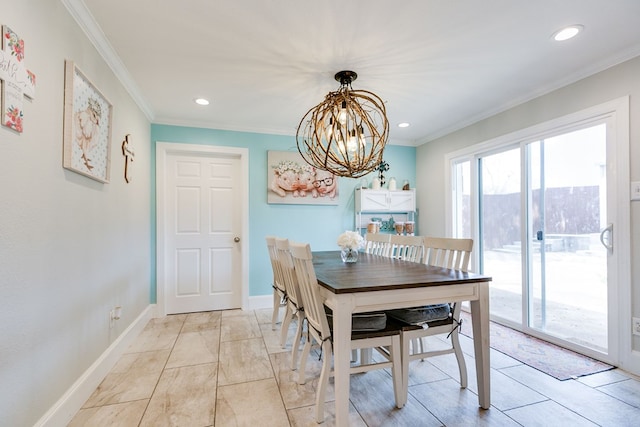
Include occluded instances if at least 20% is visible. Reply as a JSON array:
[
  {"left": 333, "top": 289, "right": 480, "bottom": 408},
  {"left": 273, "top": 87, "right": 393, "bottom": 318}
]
[{"left": 69, "top": 308, "right": 640, "bottom": 426}]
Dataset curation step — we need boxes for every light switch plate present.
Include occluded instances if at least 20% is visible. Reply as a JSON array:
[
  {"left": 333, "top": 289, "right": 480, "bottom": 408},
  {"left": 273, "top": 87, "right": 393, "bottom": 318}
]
[
  {"left": 633, "top": 317, "right": 640, "bottom": 336},
  {"left": 632, "top": 181, "right": 640, "bottom": 201}
]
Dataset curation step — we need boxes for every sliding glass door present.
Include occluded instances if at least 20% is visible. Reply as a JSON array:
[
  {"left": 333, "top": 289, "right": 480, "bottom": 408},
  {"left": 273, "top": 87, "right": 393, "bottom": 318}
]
[{"left": 449, "top": 109, "right": 625, "bottom": 363}]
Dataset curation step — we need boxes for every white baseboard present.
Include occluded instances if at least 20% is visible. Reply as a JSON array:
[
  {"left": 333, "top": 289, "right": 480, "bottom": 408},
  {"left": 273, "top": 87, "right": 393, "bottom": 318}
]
[
  {"left": 622, "top": 350, "right": 640, "bottom": 377},
  {"left": 34, "top": 304, "right": 155, "bottom": 427},
  {"left": 248, "top": 294, "right": 273, "bottom": 310}
]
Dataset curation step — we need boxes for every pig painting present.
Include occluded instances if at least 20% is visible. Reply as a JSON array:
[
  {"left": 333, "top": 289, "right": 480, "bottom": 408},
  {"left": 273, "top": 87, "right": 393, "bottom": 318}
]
[
  {"left": 270, "top": 160, "right": 320, "bottom": 198},
  {"left": 313, "top": 169, "right": 338, "bottom": 199},
  {"left": 296, "top": 164, "right": 319, "bottom": 198},
  {"left": 267, "top": 151, "right": 339, "bottom": 205},
  {"left": 270, "top": 165, "right": 298, "bottom": 197}
]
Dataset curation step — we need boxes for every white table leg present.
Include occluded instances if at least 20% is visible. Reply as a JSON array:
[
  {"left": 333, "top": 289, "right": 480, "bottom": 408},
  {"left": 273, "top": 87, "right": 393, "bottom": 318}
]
[
  {"left": 470, "top": 281, "right": 491, "bottom": 409},
  {"left": 331, "top": 296, "right": 353, "bottom": 427}
]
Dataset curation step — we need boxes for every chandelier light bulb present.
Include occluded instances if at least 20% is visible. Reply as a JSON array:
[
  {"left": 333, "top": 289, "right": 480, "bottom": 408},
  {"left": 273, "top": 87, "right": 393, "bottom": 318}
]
[
  {"left": 338, "top": 101, "right": 348, "bottom": 125},
  {"left": 347, "top": 129, "right": 358, "bottom": 153}
]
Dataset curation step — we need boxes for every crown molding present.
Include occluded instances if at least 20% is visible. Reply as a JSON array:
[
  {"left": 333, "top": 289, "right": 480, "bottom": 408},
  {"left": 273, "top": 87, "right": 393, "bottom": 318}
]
[{"left": 62, "top": 0, "right": 155, "bottom": 121}]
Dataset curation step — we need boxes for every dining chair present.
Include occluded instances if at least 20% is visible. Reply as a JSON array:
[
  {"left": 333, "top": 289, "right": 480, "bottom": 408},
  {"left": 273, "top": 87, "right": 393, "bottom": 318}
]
[
  {"left": 275, "top": 238, "right": 306, "bottom": 370},
  {"left": 363, "top": 232, "right": 392, "bottom": 257},
  {"left": 389, "top": 234, "right": 425, "bottom": 262},
  {"left": 387, "top": 236, "right": 474, "bottom": 394},
  {"left": 266, "top": 236, "right": 287, "bottom": 331},
  {"left": 288, "top": 241, "right": 404, "bottom": 423}
]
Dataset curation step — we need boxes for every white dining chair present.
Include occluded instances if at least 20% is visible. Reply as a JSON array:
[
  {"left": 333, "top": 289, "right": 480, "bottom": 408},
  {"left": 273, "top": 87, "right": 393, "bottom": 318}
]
[
  {"left": 288, "top": 241, "right": 404, "bottom": 423},
  {"left": 389, "top": 234, "right": 425, "bottom": 262},
  {"left": 387, "top": 237, "right": 474, "bottom": 395},
  {"left": 363, "top": 232, "right": 392, "bottom": 257},
  {"left": 275, "top": 238, "right": 306, "bottom": 370},
  {"left": 266, "top": 236, "right": 287, "bottom": 331}
]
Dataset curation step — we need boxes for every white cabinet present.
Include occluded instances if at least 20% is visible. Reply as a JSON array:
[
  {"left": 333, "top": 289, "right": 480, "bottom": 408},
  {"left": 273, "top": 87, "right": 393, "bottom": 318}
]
[
  {"left": 355, "top": 188, "right": 416, "bottom": 233},
  {"left": 355, "top": 188, "right": 415, "bottom": 212}
]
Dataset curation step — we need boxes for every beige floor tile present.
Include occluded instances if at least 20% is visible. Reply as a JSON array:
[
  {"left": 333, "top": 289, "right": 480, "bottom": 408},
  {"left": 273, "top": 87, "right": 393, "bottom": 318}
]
[
  {"left": 165, "top": 327, "right": 220, "bottom": 369},
  {"left": 287, "top": 401, "right": 368, "bottom": 427},
  {"left": 139, "top": 363, "right": 217, "bottom": 427},
  {"left": 68, "top": 400, "right": 148, "bottom": 427},
  {"left": 183, "top": 310, "right": 222, "bottom": 327},
  {"left": 260, "top": 322, "right": 292, "bottom": 355},
  {"left": 217, "top": 337, "right": 274, "bottom": 385},
  {"left": 270, "top": 351, "right": 334, "bottom": 410},
  {"left": 82, "top": 350, "right": 170, "bottom": 407},
  {"left": 126, "top": 315, "right": 185, "bottom": 353},
  {"left": 220, "top": 308, "right": 247, "bottom": 318},
  {"left": 215, "top": 378, "right": 289, "bottom": 426},
  {"left": 220, "top": 312, "right": 262, "bottom": 342},
  {"left": 255, "top": 307, "right": 277, "bottom": 325}
]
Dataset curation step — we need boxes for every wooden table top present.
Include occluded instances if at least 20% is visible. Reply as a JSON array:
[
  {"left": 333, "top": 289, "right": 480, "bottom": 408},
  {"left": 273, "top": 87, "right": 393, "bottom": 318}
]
[{"left": 312, "top": 250, "right": 492, "bottom": 294}]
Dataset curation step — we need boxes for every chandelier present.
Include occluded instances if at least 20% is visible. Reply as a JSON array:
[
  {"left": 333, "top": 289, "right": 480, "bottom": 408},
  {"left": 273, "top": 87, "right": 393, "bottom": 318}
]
[{"left": 296, "top": 71, "right": 389, "bottom": 178}]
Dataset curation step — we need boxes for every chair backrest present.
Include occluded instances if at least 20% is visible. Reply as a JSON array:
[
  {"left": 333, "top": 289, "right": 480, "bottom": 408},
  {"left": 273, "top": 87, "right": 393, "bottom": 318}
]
[
  {"left": 364, "top": 233, "right": 391, "bottom": 257},
  {"left": 389, "top": 234, "right": 425, "bottom": 263},
  {"left": 266, "top": 236, "right": 286, "bottom": 293},
  {"left": 275, "top": 237, "right": 303, "bottom": 308},
  {"left": 289, "top": 242, "right": 331, "bottom": 340},
  {"left": 423, "top": 237, "right": 473, "bottom": 272}
]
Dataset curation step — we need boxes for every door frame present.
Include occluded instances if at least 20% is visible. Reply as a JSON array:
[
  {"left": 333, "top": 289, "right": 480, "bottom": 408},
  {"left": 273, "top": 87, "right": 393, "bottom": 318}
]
[
  {"left": 155, "top": 142, "right": 250, "bottom": 317},
  {"left": 444, "top": 96, "right": 631, "bottom": 367}
]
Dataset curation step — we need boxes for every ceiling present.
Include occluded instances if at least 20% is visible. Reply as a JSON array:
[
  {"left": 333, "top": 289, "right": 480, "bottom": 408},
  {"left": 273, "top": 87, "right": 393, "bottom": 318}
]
[{"left": 68, "top": 0, "right": 640, "bottom": 146}]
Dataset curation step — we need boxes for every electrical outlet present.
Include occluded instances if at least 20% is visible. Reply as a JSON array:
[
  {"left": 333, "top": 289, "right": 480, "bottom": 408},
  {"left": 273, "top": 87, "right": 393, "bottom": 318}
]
[
  {"left": 633, "top": 317, "right": 640, "bottom": 336},
  {"left": 109, "top": 306, "right": 122, "bottom": 329}
]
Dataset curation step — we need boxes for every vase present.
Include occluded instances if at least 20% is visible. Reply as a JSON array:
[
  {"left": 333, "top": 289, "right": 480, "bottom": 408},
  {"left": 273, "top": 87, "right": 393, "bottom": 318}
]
[{"left": 340, "top": 248, "right": 359, "bottom": 263}]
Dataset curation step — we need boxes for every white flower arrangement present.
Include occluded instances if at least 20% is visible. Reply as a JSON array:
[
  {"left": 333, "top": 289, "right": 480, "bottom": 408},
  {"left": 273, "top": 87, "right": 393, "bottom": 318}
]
[{"left": 337, "top": 230, "right": 365, "bottom": 250}]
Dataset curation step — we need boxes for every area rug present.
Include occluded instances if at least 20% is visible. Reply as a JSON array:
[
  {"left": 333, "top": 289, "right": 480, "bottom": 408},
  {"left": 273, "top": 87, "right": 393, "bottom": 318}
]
[{"left": 459, "top": 311, "right": 614, "bottom": 380}]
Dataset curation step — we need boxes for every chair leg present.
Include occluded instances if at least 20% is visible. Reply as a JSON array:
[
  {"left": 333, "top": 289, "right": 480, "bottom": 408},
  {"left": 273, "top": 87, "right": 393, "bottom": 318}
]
[
  {"left": 451, "top": 328, "right": 468, "bottom": 388},
  {"left": 315, "top": 339, "right": 332, "bottom": 423},
  {"left": 390, "top": 335, "right": 404, "bottom": 409},
  {"left": 291, "top": 312, "right": 304, "bottom": 370},
  {"left": 400, "top": 332, "right": 411, "bottom": 407},
  {"left": 297, "top": 338, "right": 313, "bottom": 385},
  {"left": 280, "top": 305, "right": 293, "bottom": 348},
  {"left": 417, "top": 337, "right": 425, "bottom": 360},
  {"left": 271, "top": 290, "right": 280, "bottom": 331}
]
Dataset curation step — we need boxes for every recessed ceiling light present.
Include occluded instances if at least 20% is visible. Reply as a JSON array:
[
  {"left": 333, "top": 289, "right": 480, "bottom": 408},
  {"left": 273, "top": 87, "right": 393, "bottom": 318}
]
[
  {"left": 552, "top": 25, "right": 583, "bottom": 41},
  {"left": 194, "top": 98, "right": 210, "bottom": 106},
  {"left": 398, "top": 122, "right": 410, "bottom": 128}
]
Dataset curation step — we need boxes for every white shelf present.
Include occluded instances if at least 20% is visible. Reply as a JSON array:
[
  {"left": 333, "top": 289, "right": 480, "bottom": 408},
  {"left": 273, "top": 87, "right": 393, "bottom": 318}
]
[{"left": 355, "top": 188, "right": 416, "bottom": 234}]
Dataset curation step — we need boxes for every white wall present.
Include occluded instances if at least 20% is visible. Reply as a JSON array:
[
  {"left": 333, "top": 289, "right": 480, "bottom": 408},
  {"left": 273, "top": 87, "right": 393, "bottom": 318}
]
[
  {"left": 416, "top": 55, "right": 640, "bottom": 371},
  {"left": 0, "top": 1, "right": 151, "bottom": 425}
]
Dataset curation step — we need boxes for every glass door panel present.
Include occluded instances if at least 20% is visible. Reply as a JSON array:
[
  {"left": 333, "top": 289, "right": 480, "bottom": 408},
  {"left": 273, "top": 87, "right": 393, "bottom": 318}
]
[
  {"left": 526, "top": 125, "right": 608, "bottom": 353},
  {"left": 479, "top": 148, "right": 522, "bottom": 324}
]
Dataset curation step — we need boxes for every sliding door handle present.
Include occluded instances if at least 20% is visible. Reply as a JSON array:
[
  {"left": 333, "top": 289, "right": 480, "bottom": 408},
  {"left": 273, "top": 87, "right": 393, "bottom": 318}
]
[{"left": 599, "top": 223, "right": 613, "bottom": 252}]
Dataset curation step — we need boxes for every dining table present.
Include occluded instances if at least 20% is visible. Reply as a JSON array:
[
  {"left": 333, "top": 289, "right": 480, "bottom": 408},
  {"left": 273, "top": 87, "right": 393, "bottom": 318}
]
[{"left": 311, "top": 250, "right": 492, "bottom": 427}]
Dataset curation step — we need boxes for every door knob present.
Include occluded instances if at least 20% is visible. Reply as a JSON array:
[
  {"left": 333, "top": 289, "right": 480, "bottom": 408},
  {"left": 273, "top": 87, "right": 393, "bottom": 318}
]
[{"left": 234, "top": 237, "right": 240, "bottom": 242}]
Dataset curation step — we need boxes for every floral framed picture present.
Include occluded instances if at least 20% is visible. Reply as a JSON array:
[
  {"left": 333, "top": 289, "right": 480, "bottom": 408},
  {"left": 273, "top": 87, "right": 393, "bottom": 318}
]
[
  {"left": 267, "top": 150, "right": 339, "bottom": 205},
  {"left": 62, "top": 60, "right": 113, "bottom": 183}
]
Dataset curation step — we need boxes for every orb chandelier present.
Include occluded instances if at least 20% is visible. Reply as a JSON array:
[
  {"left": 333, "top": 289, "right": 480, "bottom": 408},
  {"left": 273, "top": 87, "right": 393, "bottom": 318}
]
[{"left": 296, "top": 71, "right": 389, "bottom": 178}]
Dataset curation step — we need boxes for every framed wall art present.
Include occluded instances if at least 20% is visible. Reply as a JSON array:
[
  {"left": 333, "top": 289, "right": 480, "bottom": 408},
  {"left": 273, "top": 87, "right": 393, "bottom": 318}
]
[
  {"left": 267, "top": 150, "right": 339, "bottom": 205},
  {"left": 63, "top": 60, "right": 112, "bottom": 183}
]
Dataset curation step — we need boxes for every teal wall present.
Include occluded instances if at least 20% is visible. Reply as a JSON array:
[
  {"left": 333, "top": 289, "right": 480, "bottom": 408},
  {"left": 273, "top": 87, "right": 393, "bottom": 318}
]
[{"left": 150, "top": 124, "right": 416, "bottom": 301}]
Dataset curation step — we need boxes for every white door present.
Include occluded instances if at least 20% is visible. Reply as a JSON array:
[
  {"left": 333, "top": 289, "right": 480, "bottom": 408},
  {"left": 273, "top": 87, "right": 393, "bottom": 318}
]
[{"left": 156, "top": 143, "right": 248, "bottom": 315}]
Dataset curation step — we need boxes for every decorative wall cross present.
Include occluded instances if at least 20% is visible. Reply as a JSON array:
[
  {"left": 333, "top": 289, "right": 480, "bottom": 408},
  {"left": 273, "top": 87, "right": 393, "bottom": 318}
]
[
  {"left": 122, "top": 134, "right": 135, "bottom": 183},
  {"left": 0, "top": 25, "right": 36, "bottom": 133}
]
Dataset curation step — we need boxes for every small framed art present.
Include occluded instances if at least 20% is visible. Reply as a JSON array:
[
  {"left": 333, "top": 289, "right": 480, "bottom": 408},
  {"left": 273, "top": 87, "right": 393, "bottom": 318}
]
[{"left": 62, "top": 60, "right": 113, "bottom": 183}]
